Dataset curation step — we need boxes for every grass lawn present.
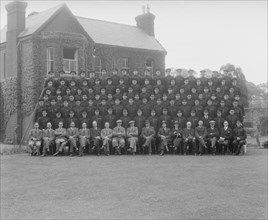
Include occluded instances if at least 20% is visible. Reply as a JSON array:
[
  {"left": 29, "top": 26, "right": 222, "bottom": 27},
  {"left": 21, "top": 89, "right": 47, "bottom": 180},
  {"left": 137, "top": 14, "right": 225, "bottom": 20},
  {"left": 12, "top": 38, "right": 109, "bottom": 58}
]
[{"left": 0, "top": 147, "right": 267, "bottom": 220}]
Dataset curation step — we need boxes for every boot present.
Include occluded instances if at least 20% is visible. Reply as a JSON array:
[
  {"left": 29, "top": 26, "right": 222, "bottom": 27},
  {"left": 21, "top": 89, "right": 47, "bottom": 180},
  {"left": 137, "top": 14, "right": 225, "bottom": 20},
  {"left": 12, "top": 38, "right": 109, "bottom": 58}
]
[{"left": 159, "top": 149, "right": 164, "bottom": 156}]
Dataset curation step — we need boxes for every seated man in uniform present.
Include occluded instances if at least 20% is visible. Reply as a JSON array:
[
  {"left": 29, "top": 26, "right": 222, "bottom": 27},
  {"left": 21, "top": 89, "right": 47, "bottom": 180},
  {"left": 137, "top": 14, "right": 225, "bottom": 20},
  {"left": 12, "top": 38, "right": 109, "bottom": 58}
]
[
  {"left": 182, "top": 121, "right": 197, "bottom": 155},
  {"left": 218, "top": 120, "right": 233, "bottom": 154},
  {"left": 207, "top": 120, "right": 219, "bottom": 155},
  {"left": 101, "top": 122, "right": 113, "bottom": 156},
  {"left": 158, "top": 121, "right": 171, "bottom": 156},
  {"left": 42, "top": 122, "right": 55, "bottom": 156},
  {"left": 112, "top": 120, "right": 126, "bottom": 155},
  {"left": 90, "top": 121, "right": 102, "bottom": 156},
  {"left": 67, "top": 122, "right": 79, "bottom": 156},
  {"left": 53, "top": 121, "right": 67, "bottom": 156},
  {"left": 195, "top": 120, "right": 208, "bottom": 156},
  {"left": 126, "top": 121, "right": 139, "bottom": 155},
  {"left": 232, "top": 120, "right": 247, "bottom": 156},
  {"left": 171, "top": 120, "right": 183, "bottom": 154},
  {"left": 28, "top": 122, "right": 43, "bottom": 156},
  {"left": 78, "top": 122, "right": 90, "bottom": 156},
  {"left": 140, "top": 120, "right": 156, "bottom": 155}
]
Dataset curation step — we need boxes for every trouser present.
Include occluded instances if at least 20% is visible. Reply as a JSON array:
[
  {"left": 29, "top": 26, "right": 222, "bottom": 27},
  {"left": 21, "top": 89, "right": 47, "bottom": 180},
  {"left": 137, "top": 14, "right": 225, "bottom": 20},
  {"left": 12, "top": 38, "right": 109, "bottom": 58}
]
[
  {"left": 173, "top": 138, "right": 182, "bottom": 154},
  {"left": 183, "top": 139, "right": 197, "bottom": 154},
  {"left": 92, "top": 138, "right": 101, "bottom": 154},
  {"left": 28, "top": 140, "right": 41, "bottom": 154},
  {"left": 233, "top": 140, "right": 246, "bottom": 154},
  {"left": 142, "top": 136, "right": 154, "bottom": 154},
  {"left": 218, "top": 139, "right": 229, "bottom": 154},
  {"left": 112, "top": 137, "right": 125, "bottom": 154},
  {"left": 128, "top": 137, "right": 138, "bottom": 152},
  {"left": 69, "top": 137, "right": 77, "bottom": 153},
  {"left": 208, "top": 137, "right": 217, "bottom": 154},
  {"left": 43, "top": 138, "right": 53, "bottom": 155},
  {"left": 197, "top": 137, "right": 206, "bottom": 153},
  {"left": 160, "top": 137, "right": 169, "bottom": 151},
  {"left": 79, "top": 137, "right": 88, "bottom": 155},
  {"left": 55, "top": 138, "right": 67, "bottom": 152},
  {"left": 102, "top": 138, "right": 111, "bottom": 153},
  {"left": 256, "top": 133, "right": 260, "bottom": 146}
]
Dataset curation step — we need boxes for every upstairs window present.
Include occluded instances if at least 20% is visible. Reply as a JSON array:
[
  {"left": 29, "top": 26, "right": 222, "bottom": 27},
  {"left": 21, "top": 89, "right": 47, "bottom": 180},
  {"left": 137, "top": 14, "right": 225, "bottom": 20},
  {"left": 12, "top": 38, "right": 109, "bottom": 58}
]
[
  {"left": 121, "top": 58, "right": 129, "bottom": 69},
  {"left": 146, "top": 58, "right": 154, "bottom": 72},
  {"left": 93, "top": 56, "right": 101, "bottom": 74},
  {"left": 63, "top": 47, "right": 78, "bottom": 74},
  {"left": 46, "top": 47, "right": 54, "bottom": 74}
]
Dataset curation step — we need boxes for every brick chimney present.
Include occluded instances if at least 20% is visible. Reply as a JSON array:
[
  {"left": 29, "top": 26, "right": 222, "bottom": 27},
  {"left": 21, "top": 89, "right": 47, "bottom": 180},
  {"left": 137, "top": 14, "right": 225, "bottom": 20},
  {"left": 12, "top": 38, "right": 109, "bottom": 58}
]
[
  {"left": 135, "top": 5, "right": 155, "bottom": 37},
  {"left": 5, "top": 0, "right": 28, "bottom": 77}
]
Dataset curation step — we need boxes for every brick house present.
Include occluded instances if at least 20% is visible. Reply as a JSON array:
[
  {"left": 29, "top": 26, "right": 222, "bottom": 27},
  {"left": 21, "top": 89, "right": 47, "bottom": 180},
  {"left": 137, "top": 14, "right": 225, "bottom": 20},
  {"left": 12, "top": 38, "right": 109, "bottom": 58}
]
[{"left": 0, "top": 1, "right": 166, "bottom": 143}]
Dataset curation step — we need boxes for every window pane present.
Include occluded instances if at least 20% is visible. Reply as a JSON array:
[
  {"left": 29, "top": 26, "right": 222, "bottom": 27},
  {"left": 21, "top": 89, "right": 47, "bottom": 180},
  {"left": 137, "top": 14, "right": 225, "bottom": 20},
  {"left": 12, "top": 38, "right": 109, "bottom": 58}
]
[
  {"left": 63, "top": 59, "right": 69, "bottom": 72},
  {"left": 70, "top": 60, "right": 75, "bottom": 72},
  {"left": 63, "top": 48, "right": 76, "bottom": 59}
]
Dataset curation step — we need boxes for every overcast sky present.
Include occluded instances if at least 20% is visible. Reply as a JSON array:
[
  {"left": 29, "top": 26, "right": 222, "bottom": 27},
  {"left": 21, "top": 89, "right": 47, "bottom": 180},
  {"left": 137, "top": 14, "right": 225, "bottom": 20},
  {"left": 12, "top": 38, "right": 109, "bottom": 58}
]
[{"left": 1, "top": 0, "right": 267, "bottom": 84}]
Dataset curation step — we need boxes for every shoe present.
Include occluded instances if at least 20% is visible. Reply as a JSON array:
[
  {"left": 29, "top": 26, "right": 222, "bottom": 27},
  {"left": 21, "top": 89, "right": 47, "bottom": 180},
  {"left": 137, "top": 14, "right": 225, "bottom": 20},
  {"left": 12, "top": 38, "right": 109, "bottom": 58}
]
[
  {"left": 41, "top": 154, "right": 46, "bottom": 157},
  {"left": 199, "top": 153, "right": 202, "bottom": 156},
  {"left": 69, "top": 153, "right": 73, "bottom": 157},
  {"left": 53, "top": 152, "right": 59, "bottom": 156},
  {"left": 159, "top": 150, "right": 164, "bottom": 156}
]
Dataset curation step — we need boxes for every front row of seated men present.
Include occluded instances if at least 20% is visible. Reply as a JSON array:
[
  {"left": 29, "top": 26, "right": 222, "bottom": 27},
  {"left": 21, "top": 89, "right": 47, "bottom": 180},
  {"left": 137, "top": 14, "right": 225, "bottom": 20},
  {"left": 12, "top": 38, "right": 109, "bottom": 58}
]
[{"left": 28, "top": 119, "right": 247, "bottom": 157}]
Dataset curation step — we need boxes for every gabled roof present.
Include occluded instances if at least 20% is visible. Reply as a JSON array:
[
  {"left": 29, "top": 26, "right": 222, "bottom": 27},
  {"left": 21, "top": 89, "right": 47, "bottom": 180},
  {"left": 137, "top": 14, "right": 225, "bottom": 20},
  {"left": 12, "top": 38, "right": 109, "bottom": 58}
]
[
  {"left": 1, "top": 3, "right": 64, "bottom": 44},
  {"left": 0, "top": 3, "right": 166, "bottom": 53},
  {"left": 76, "top": 16, "right": 166, "bottom": 52}
]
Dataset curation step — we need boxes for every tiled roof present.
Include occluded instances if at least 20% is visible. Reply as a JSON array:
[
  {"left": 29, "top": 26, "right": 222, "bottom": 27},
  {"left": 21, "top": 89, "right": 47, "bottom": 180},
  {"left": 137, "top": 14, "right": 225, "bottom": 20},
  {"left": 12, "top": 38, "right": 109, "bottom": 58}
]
[
  {"left": 0, "top": 3, "right": 166, "bottom": 53},
  {"left": 1, "top": 3, "right": 64, "bottom": 44},
  {"left": 76, "top": 16, "right": 166, "bottom": 52}
]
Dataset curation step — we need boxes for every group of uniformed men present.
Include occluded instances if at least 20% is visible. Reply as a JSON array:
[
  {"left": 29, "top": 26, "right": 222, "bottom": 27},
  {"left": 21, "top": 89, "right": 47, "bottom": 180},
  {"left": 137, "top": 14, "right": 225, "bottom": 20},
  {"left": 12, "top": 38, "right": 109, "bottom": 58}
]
[{"left": 29, "top": 68, "right": 247, "bottom": 157}]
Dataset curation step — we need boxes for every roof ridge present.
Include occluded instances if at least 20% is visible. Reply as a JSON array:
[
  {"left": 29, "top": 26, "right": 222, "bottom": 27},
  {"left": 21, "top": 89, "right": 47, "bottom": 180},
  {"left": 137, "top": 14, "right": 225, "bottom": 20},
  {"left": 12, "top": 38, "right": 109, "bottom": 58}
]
[{"left": 76, "top": 16, "right": 137, "bottom": 29}]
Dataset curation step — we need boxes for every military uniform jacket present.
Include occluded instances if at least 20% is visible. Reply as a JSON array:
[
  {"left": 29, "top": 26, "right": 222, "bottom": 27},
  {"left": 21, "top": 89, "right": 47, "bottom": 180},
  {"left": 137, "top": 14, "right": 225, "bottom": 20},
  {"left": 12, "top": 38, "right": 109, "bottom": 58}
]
[
  {"left": 29, "top": 129, "right": 43, "bottom": 140},
  {"left": 113, "top": 126, "right": 126, "bottom": 138},
  {"left": 120, "top": 116, "right": 131, "bottom": 129},
  {"left": 55, "top": 128, "right": 67, "bottom": 138},
  {"left": 79, "top": 128, "right": 90, "bottom": 138},
  {"left": 158, "top": 127, "right": 171, "bottom": 139},
  {"left": 90, "top": 127, "right": 101, "bottom": 139},
  {"left": 182, "top": 128, "right": 195, "bottom": 140},
  {"left": 101, "top": 128, "right": 113, "bottom": 139},
  {"left": 207, "top": 127, "right": 219, "bottom": 138},
  {"left": 127, "top": 127, "right": 139, "bottom": 138},
  {"left": 141, "top": 126, "right": 155, "bottom": 138},
  {"left": 232, "top": 127, "right": 246, "bottom": 141},
  {"left": 171, "top": 128, "right": 183, "bottom": 139},
  {"left": 220, "top": 127, "right": 232, "bottom": 140},
  {"left": 67, "top": 127, "right": 79, "bottom": 138},
  {"left": 195, "top": 126, "right": 207, "bottom": 138},
  {"left": 42, "top": 128, "right": 55, "bottom": 139}
]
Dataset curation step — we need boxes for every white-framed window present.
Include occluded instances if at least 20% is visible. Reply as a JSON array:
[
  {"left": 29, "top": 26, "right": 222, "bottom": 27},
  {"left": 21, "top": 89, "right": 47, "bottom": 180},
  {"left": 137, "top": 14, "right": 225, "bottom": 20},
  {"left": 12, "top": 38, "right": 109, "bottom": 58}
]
[
  {"left": 46, "top": 47, "right": 54, "bottom": 74},
  {"left": 146, "top": 58, "right": 154, "bottom": 72},
  {"left": 121, "top": 58, "right": 129, "bottom": 69},
  {"left": 63, "top": 47, "right": 78, "bottom": 74},
  {"left": 93, "top": 56, "right": 101, "bottom": 74}
]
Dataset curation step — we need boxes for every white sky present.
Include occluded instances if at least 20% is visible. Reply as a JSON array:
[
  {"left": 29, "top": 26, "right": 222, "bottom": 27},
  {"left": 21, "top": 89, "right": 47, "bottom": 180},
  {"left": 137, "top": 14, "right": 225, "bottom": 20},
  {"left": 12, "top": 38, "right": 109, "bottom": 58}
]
[{"left": 0, "top": 0, "right": 267, "bottom": 85}]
